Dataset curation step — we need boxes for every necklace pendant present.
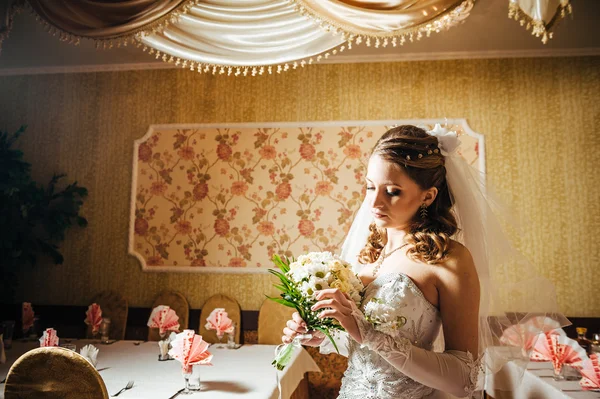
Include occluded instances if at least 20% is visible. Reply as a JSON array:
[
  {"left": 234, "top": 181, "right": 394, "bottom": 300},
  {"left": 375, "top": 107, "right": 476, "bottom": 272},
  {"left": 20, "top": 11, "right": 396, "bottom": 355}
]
[
  {"left": 372, "top": 254, "right": 384, "bottom": 277},
  {"left": 372, "top": 242, "right": 408, "bottom": 277}
]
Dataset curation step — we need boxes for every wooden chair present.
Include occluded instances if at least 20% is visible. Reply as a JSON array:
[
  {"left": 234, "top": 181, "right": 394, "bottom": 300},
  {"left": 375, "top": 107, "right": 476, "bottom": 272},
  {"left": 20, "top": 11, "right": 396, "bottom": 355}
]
[
  {"left": 5, "top": 347, "right": 109, "bottom": 399},
  {"left": 148, "top": 290, "right": 190, "bottom": 341},
  {"left": 86, "top": 290, "right": 128, "bottom": 340},
  {"left": 199, "top": 294, "right": 241, "bottom": 344},
  {"left": 258, "top": 299, "right": 295, "bottom": 345}
]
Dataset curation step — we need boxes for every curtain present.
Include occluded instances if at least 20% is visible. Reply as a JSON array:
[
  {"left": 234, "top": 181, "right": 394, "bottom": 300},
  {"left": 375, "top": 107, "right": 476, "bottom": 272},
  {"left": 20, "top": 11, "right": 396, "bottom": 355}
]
[
  {"left": 0, "top": 0, "right": 23, "bottom": 54},
  {"left": 138, "top": 0, "right": 345, "bottom": 75},
  {"left": 0, "top": 0, "right": 576, "bottom": 73},
  {"left": 26, "top": 0, "right": 196, "bottom": 45},
  {"left": 508, "top": 0, "right": 572, "bottom": 43},
  {"left": 288, "top": 0, "right": 473, "bottom": 47}
]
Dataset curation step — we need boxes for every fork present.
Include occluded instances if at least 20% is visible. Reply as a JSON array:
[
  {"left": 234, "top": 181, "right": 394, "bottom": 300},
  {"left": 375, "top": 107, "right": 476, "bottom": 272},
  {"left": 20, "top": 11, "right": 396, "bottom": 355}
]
[
  {"left": 168, "top": 388, "right": 185, "bottom": 399},
  {"left": 113, "top": 380, "right": 134, "bottom": 397}
]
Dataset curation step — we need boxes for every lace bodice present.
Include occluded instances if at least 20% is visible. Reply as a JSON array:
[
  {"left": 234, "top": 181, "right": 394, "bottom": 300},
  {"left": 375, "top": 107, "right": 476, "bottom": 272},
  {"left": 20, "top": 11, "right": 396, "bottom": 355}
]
[{"left": 338, "top": 272, "right": 444, "bottom": 399}]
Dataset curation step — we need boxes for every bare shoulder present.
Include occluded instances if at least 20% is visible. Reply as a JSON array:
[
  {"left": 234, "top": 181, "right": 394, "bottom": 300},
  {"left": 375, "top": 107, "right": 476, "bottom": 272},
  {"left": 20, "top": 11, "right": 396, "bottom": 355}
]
[
  {"left": 436, "top": 240, "right": 480, "bottom": 355},
  {"left": 435, "top": 239, "right": 478, "bottom": 282}
]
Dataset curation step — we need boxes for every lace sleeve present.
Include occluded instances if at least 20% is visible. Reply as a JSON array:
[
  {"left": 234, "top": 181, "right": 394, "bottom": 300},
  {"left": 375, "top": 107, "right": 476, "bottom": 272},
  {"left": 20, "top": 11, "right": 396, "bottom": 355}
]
[{"left": 351, "top": 307, "right": 482, "bottom": 398}]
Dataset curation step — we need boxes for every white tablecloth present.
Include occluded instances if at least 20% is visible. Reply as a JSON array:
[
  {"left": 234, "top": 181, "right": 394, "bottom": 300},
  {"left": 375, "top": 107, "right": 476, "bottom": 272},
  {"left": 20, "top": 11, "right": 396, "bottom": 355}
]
[
  {"left": 486, "top": 360, "right": 600, "bottom": 399},
  {"left": 0, "top": 340, "right": 320, "bottom": 399}
]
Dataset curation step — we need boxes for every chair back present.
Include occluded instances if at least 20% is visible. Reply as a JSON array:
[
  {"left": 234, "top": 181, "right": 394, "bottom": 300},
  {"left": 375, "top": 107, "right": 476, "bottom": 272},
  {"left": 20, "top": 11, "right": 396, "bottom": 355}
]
[
  {"left": 199, "top": 294, "right": 241, "bottom": 344},
  {"left": 148, "top": 290, "right": 190, "bottom": 341},
  {"left": 86, "top": 290, "right": 128, "bottom": 340},
  {"left": 5, "top": 346, "right": 109, "bottom": 399},
  {"left": 258, "top": 299, "right": 295, "bottom": 344}
]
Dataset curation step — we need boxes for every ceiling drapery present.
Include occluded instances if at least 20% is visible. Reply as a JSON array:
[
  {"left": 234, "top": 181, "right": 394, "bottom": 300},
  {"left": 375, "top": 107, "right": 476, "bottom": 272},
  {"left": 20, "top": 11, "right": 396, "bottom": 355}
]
[
  {"left": 0, "top": 0, "right": 23, "bottom": 54},
  {"left": 26, "top": 0, "right": 197, "bottom": 47},
  {"left": 287, "top": 0, "right": 473, "bottom": 48},
  {"left": 0, "top": 0, "right": 575, "bottom": 75},
  {"left": 508, "top": 0, "right": 572, "bottom": 44},
  {"left": 137, "top": 1, "right": 346, "bottom": 76}
]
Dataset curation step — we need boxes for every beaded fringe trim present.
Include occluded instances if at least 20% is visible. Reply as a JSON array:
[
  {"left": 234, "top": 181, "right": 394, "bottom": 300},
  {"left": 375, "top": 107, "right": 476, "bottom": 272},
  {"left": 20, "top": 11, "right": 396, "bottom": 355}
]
[
  {"left": 26, "top": 0, "right": 199, "bottom": 49},
  {"left": 136, "top": 40, "right": 349, "bottom": 77},
  {"left": 287, "top": 0, "right": 474, "bottom": 49},
  {"left": 0, "top": 0, "right": 26, "bottom": 55},
  {"left": 508, "top": 0, "right": 572, "bottom": 44}
]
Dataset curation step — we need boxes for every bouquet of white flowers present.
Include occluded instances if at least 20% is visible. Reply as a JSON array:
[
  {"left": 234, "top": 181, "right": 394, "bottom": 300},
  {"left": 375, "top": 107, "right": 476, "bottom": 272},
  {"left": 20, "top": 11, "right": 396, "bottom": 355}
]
[{"left": 269, "top": 251, "right": 364, "bottom": 370}]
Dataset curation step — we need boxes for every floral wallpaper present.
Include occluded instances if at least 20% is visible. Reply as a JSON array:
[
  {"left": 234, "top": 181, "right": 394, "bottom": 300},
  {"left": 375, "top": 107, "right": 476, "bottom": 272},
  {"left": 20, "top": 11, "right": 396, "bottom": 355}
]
[{"left": 129, "top": 121, "right": 482, "bottom": 272}]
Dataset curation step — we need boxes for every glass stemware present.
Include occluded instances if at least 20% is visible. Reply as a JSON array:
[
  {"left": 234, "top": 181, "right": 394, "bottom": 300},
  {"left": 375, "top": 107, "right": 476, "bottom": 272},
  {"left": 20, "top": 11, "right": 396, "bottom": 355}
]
[
  {"left": 226, "top": 331, "right": 236, "bottom": 349},
  {"left": 552, "top": 361, "right": 565, "bottom": 381},
  {"left": 158, "top": 332, "right": 171, "bottom": 361},
  {"left": 99, "top": 318, "right": 111, "bottom": 344},
  {"left": 182, "top": 365, "right": 202, "bottom": 394},
  {"left": 214, "top": 332, "right": 226, "bottom": 349}
]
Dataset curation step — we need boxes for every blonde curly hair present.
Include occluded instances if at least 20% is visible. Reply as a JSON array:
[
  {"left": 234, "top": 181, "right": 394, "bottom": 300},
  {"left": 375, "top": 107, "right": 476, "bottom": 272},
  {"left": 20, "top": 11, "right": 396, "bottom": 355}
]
[{"left": 358, "top": 125, "right": 459, "bottom": 265}]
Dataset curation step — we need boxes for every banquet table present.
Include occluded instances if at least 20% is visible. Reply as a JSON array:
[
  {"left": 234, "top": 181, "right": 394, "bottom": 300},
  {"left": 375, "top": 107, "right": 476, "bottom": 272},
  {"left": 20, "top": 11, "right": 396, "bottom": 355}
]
[
  {"left": 486, "top": 360, "right": 600, "bottom": 399},
  {"left": 0, "top": 340, "right": 320, "bottom": 399}
]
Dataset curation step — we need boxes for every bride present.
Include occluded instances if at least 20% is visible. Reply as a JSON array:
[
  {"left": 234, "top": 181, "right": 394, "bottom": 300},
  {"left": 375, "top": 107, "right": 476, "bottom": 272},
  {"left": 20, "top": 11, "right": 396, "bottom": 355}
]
[{"left": 282, "top": 124, "right": 566, "bottom": 398}]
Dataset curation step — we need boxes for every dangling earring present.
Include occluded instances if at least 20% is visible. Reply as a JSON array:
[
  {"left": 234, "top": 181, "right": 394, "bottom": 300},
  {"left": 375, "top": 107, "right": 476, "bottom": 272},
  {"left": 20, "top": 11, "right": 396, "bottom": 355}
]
[{"left": 420, "top": 203, "right": 428, "bottom": 219}]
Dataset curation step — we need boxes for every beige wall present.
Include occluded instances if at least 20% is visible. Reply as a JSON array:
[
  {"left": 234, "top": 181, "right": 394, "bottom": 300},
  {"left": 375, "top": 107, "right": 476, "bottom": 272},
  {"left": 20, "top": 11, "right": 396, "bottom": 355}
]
[{"left": 0, "top": 56, "right": 598, "bottom": 316}]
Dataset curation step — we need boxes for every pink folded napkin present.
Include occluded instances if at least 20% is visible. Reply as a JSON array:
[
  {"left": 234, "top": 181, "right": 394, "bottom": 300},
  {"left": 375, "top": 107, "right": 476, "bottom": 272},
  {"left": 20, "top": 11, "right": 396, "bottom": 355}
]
[
  {"left": 147, "top": 305, "right": 180, "bottom": 335},
  {"left": 39, "top": 328, "right": 59, "bottom": 347},
  {"left": 168, "top": 330, "right": 213, "bottom": 373},
  {"left": 580, "top": 354, "right": 600, "bottom": 391},
  {"left": 500, "top": 316, "right": 564, "bottom": 354},
  {"left": 84, "top": 303, "right": 103, "bottom": 335},
  {"left": 205, "top": 308, "right": 234, "bottom": 338},
  {"left": 22, "top": 302, "right": 35, "bottom": 332},
  {"left": 530, "top": 332, "right": 588, "bottom": 373}
]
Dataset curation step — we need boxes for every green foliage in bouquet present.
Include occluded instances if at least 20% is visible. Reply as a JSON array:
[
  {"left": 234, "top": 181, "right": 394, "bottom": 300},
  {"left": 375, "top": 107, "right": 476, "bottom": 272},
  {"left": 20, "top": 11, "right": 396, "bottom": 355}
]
[{"left": 267, "top": 254, "right": 341, "bottom": 355}]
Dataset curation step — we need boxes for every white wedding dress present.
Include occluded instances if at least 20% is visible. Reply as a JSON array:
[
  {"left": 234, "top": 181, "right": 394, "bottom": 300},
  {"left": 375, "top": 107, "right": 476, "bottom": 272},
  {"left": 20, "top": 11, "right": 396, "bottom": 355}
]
[
  {"left": 327, "top": 272, "right": 478, "bottom": 399},
  {"left": 339, "top": 272, "right": 443, "bottom": 398}
]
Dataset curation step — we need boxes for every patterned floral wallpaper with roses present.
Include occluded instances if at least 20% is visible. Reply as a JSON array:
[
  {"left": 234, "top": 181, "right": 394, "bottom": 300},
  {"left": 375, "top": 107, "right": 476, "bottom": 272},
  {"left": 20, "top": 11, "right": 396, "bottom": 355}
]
[{"left": 130, "top": 122, "right": 480, "bottom": 271}]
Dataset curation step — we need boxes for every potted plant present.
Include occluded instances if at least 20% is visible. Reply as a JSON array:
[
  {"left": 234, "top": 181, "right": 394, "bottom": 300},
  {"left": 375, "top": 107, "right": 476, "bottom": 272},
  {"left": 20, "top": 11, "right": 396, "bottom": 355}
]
[{"left": 0, "top": 126, "right": 88, "bottom": 302}]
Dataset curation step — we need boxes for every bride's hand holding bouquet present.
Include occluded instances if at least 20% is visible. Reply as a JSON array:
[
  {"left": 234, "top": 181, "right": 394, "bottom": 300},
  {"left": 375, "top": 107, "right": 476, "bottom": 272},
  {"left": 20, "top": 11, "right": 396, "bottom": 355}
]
[{"left": 269, "top": 251, "right": 364, "bottom": 370}]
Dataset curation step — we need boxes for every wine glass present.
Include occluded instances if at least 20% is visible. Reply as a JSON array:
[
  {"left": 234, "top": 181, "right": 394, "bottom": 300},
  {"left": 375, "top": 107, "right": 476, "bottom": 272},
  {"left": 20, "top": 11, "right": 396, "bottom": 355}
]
[
  {"left": 99, "top": 318, "right": 111, "bottom": 344},
  {"left": 226, "top": 331, "right": 236, "bottom": 349},
  {"left": 214, "top": 331, "right": 226, "bottom": 349},
  {"left": 182, "top": 365, "right": 202, "bottom": 394},
  {"left": 552, "top": 361, "right": 565, "bottom": 381},
  {"left": 226, "top": 323, "right": 238, "bottom": 349},
  {"left": 158, "top": 331, "right": 171, "bottom": 361}
]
